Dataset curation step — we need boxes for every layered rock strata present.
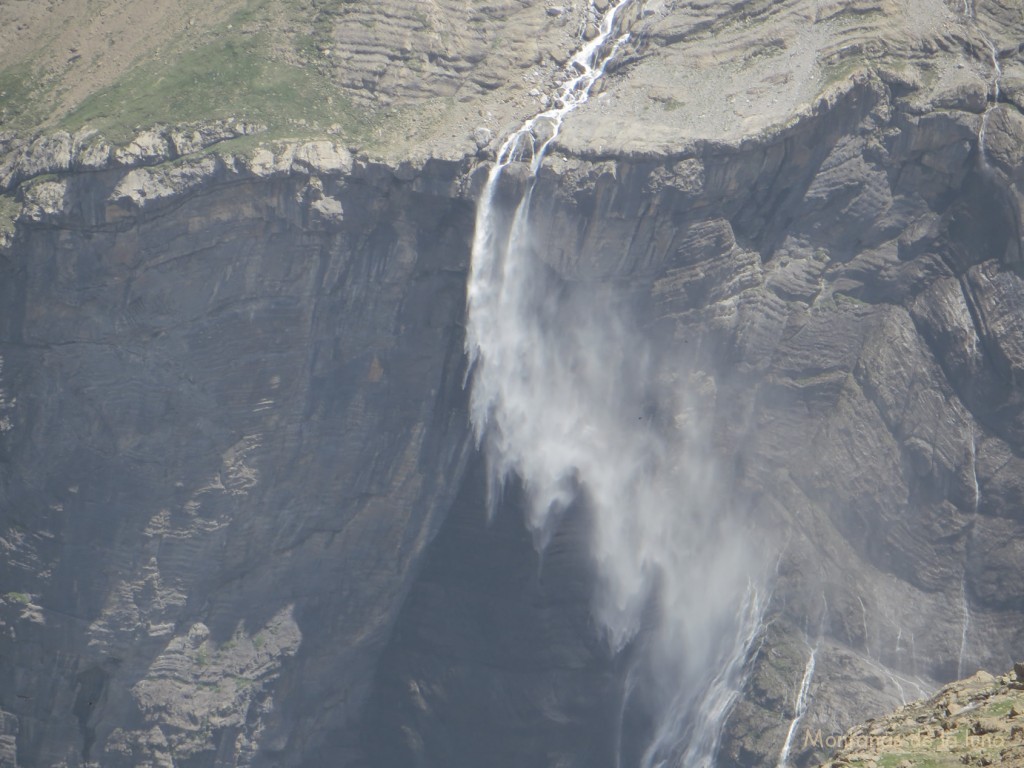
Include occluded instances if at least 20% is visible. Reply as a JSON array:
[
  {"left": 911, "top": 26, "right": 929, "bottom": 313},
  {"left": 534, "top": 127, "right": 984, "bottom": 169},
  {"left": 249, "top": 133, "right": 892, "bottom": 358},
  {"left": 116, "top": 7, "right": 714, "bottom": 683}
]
[{"left": 1, "top": 0, "right": 1024, "bottom": 766}]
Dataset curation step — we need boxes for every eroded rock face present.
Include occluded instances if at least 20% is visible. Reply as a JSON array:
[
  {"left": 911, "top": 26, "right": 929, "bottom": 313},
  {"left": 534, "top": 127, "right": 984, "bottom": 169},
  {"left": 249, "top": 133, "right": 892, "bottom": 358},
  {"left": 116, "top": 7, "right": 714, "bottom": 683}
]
[
  {"left": 0, "top": 150, "right": 476, "bottom": 767},
  {"left": 2, "top": 2, "right": 1024, "bottom": 768},
  {"left": 365, "top": 76, "right": 1024, "bottom": 768}
]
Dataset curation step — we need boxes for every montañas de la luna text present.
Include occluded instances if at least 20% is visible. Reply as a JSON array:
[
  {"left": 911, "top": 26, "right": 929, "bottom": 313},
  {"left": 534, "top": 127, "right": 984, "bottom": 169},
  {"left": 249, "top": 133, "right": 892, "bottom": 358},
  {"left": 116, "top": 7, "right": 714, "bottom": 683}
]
[{"left": 803, "top": 728, "right": 1017, "bottom": 752}]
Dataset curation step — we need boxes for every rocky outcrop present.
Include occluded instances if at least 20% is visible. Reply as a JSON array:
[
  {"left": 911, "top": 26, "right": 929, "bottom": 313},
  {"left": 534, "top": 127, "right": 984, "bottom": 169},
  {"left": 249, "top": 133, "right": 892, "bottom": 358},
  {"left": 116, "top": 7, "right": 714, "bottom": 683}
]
[
  {"left": 814, "top": 666, "right": 1024, "bottom": 768},
  {"left": 0, "top": 120, "right": 266, "bottom": 193}
]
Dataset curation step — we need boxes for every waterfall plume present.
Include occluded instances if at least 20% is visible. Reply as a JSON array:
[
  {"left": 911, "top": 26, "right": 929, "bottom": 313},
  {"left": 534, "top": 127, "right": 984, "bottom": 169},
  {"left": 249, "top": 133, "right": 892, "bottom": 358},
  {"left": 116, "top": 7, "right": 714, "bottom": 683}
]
[{"left": 464, "top": 2, "right": 768, "bottom": 764}]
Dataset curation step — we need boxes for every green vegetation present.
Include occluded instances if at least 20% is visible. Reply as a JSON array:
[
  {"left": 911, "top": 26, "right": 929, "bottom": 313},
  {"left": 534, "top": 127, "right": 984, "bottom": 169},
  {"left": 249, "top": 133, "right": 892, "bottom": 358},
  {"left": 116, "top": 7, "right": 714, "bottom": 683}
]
[
  {"left": 3, "top": 592, "right": 31, "bottom": 605},
  {"left": 863, "top": 722, "right": 1017, "bottom": 768},
  {"left": 817, "top": 52, "right": 917, "bottom": 97},
  {"left": 819, "top": 55, "right": 868, "bottom": 91},
  {"left": 0, "top": 63, "right": 42, "bottom": 130},
  {"left": 656, "top": 96, "right": 684, "bottom": 112},
  {"left": 824, "top": 6, "right": 886, "bottom": 26},
  {"left": 740, "top": 39, "right": 787, "bottom": 69},
  {"left": 0, "top": 196, "right": 20, "bottom": 236},
  {"left": 982, "top": 697, "right": 1017, "bottom": 717},
  {"left": 834, "top": 292, "right": 870, "bottom": 307},
  {"left": 877, "top": 754, "right": 914, "bottom": 768},
  {"left": 0, "top": 0, "right": 381, "bottom": 145},
  {"left": 61, "top": 31, "right": 371, "bottom": 144},
  {"left": 877, "top": 756, "right": 950, "bottom": 768}
]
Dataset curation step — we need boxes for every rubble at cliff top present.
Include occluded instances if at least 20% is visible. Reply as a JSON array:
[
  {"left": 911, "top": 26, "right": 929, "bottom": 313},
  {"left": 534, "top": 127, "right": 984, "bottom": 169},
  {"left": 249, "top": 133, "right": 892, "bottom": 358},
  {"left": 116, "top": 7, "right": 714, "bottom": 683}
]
[{"left": 817, "top": 666, "right": 1024, "bottom": 768}]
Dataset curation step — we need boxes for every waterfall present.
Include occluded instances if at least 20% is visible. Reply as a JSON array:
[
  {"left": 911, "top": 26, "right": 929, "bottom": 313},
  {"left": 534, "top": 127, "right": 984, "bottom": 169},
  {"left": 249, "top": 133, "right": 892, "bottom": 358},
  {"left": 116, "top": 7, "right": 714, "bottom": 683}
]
[
  {"left": 977, "top": 36, "right": 1002, "bottom": 169},
  {"left": 464, "top": 1, "right": 767, "bottom": 765},
  {"left": 777, "top": 642, "right": 818, "bottom": 768},
  {"left": 857, "top": 595, "right": 871, "bottom": 657},
  {"left": 969, "top": 425, "right": 980, "bottom": 515},
  {"left": 961, "top": 0, "right": 1002, "bottom": 169},
  {"left": 958, "top": 574, "right": 972, "bottom": 679},
  {"left": 986, "top": 39, "right": 1001, "bottom": 104}
]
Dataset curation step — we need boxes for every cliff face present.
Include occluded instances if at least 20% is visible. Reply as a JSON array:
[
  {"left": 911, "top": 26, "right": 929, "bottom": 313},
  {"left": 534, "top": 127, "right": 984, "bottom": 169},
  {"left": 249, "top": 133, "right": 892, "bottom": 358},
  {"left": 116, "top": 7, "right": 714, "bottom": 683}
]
[
  {"left": 3, "top": 1, "right": 1024, "bottom": 767},
  {"left": 365, "top": 78, "right": 1024, "bottom": 768},
  {"left": 0, "top": 148, "right": 477, "bottom": 766}
]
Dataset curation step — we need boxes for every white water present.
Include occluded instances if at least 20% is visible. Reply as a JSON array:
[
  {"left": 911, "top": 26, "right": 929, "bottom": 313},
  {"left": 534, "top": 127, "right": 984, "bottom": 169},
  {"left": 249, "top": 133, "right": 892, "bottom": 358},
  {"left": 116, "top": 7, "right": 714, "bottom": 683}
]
[
  {"left": 465, "top": 1, "right": 766, "bottom": 765},
  {"left": 977, "top": 36, "right": 1002, "bottom": 169},
  {"left": 986, "top": 38, "right": 1001, "bottom": 104},
  {"left": 859, "top": 652, "right": 932, "bottom": 704},
  {"left": 777, "top": 642, "right": 818, "bottom": 768},
  {"left": 969, "top": 425, "right": 980, "bottom": 514},
  {"left": 857, "top": 595, "right": 870, "bottom": 657},
  {"left": 961, "top": 0, "right": 1002, "bottom": 169},
  {"left": 672, "top": 583, "right": 767, "bottom": 768},
  {"left": 958, "top": 574, "right": 972, "bottom": 679},
  {"left": 908, "top": 630, "right": 918, "bottom": 676}
]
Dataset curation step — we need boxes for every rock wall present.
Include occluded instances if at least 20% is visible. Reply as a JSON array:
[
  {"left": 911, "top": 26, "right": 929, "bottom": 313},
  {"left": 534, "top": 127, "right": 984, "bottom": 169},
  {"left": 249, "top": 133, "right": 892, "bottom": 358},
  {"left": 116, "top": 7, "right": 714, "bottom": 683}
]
[
  {"left": 2, "top": 54, "right": 1024, "bottom": 768},
  {"left": 365, "top": 74, "right": 1024, "bottom": 768},
  {"left": 0, "top": 146, "right": 476, "bottom": 767}
]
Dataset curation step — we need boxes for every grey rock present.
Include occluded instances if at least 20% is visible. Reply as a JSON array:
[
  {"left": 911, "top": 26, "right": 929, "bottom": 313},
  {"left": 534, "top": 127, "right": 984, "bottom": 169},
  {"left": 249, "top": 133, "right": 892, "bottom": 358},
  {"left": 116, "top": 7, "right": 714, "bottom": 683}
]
[
  {"left": 113, "top": 129, "right": 171, "bottom": 166},
  {"left": 20, "top": 178, "right": 67, "bottom": 222},
  {"left": 311, "top": 195, "right": 344, "bottom": 222},
  {"left": 932, "top": 75, "right": 989, "bottom": 114},
  {"left": 290, "top": 140, "right": 354, "bottom": 176},
  {"left": 472, "top": 126, "right": 493, "bottom": 150},
  {"left": 0, "top": 155, "right": 474, "bottom": 767},
  {"left": 982, "top": 106, "right": 1024, "bottom": 176}
]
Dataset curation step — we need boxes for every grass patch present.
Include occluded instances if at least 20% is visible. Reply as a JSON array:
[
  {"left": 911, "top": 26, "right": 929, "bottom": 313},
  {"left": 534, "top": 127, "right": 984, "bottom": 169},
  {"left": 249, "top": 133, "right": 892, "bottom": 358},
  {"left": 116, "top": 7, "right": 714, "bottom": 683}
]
[
  {"left": 981, "top": 698, "right": 1017, "bottom": 717},
  {"left": 878, "top": 752, "right": 957, "bottom": 768},
  {"left": 0, "top": 62, "right": 43, "bottom": 130},
  {"left": 834, "top": 292, "right": 869, "bottom": 307},
  {"left": 4, "top": 592, "right": 30, "bottom": 605},
  {"left": 61, "top": 29, "right": 373, "bottom": 144},
  {"left": 878, "top": 752, "right": 915, "bottom": 768},
  {"left": 655, "top": 96, "right": 684, "bottom": 111},
  {"left": 819, "top": 56, "right": 866, "bottom": 90},
  {"left": 0, "top": 196, "right": 20, "bottom": 236},
  {"left": 1, "top": 0, "right": 405, "bottom": 151}
]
